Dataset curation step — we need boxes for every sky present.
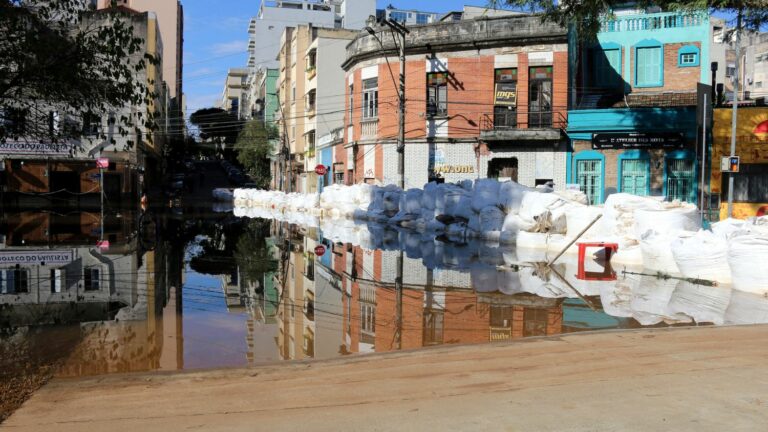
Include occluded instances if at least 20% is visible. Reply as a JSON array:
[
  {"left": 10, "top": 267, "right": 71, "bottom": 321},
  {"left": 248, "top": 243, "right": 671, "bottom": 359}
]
[{"left": 182, "top": 0, "right": 485, "bottom": 114}]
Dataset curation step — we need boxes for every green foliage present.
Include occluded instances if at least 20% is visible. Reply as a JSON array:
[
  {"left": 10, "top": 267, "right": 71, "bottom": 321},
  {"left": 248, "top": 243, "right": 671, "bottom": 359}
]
[
  {"left": 488, "top": 0, "right": 768, "bottom": 41},
  {"left": 234, "top": 119, "right": 276, "bottom": 189},
  {"left": 0, "top": 0, "right": 157, "bottom": 144},
  {"left": 189, "top": 107, "right": 243, "bottom": 145},
  {"left": 234, "top": 219, "right": 278, "bottom": 288}
]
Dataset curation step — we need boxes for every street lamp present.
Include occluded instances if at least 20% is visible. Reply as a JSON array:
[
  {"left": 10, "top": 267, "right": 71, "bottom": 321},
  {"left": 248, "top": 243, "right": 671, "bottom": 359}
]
[{"left": 364, "top": 15, "right": 409, "bottom": 190}]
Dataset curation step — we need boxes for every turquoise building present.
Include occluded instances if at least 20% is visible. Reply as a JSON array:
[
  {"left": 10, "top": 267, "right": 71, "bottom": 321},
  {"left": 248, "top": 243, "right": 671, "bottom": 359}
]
[{"left": 566, "top": 7, "right": 722, "bottom": 205}]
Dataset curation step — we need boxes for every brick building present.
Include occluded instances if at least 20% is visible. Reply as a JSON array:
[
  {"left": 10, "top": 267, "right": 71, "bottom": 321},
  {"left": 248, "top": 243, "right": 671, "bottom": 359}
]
[
  {"left": 566, "top": 6, "right": 728, "bottom": 205},
  {"left": 337, "top": 14, "right": 569, "bottom": 190}
]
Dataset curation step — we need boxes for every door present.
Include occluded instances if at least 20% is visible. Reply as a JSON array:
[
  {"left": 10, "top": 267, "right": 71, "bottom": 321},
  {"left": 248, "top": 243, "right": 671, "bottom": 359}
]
[
  {"left": 103, "top": 173, "right": 122, "bottom": 203},
  {"left": 620, "top": 158, "right": 649, "bottom": 196},
  {"left": 487, "top": 158, "right": 518, "bottom": 182},
  {"left": 666, "top": 158, "right": 695, "bottom": 202},
  {"left": 49, "top": 171, "right": 80, "bottom": 194},
  {"left": 577, "top": 159, "right": 602, "bottom": 205}
]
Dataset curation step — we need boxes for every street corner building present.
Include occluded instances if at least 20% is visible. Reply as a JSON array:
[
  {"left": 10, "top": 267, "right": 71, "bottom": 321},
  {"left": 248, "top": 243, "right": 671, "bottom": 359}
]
[
  {"left": 566, "top": 7, "right": 727, "bottom": 205},
  {"left": 337, "top": 13, "right": 570, "bottom": 190}
]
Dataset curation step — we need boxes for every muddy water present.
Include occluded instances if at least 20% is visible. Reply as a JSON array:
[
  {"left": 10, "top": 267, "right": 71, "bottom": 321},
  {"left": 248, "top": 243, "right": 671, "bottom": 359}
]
[{"left": 2, "top": 208, "right": 768, "bottom": 382}]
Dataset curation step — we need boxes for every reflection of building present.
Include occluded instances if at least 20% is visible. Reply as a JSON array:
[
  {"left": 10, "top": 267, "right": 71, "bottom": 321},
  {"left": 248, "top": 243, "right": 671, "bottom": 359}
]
[
  {"left": 340, "top": 14, "right": 569, "bottom": 188},
  {"left": 0, "top": 210, "right": 184, "bottom": 376},
  {"left": 710, "top": 107, "right": 768, "bottom": 219}
]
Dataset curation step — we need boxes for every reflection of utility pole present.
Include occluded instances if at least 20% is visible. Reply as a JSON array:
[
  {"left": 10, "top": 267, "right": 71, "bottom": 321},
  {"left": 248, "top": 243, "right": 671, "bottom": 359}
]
[
  {"left": 365, "top": 16, "right": 409, "bottom": 189},
  {"left": 395, "top": 252, "right": 403, "bottom": 350},
  {"left": 727, "top": 10, "right": 742, "bottom": 218}
]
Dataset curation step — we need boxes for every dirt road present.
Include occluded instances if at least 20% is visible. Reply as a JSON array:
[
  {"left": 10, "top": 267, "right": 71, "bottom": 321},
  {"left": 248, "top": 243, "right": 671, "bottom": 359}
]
[{"left": 4, "top": 325, "right": 768, "bottom": 431}]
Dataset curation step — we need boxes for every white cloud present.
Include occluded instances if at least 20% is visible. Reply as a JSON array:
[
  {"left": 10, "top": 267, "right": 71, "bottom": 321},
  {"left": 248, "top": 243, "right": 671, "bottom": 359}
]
[{"left": 209, "top": 40, "right": 247, "bottom": 56}]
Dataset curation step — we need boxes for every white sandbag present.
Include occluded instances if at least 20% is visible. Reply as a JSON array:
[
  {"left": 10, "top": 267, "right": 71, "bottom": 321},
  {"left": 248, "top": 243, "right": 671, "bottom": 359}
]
[
  {"left": 519, "top": 191, "right": 564, "bottom": 222},
  {"left": 502, "top": 213, "right": 535, "bottom": 233},
  {"left": 550, "top": 202, "right": 584, "bottom": 235},
  {"left": 403, "top": 188, "right": 423, "bottom": 215},
  {"left": 672, "top": 230, "right": 731, "bottom": 284},
  {"left": 728, "top": 234, "right": 768, "bottom": 294},
  {"left": 627, "top": 274, "right": 692, "bottom": 325},
  {"left": 554, "top": 189, "right": 589, "bottom": 205},
  {"left": 444, "top": 190, "right": 474, "bottom": 220},
  {"left": 471, "top": 178, "right": 501, "bottom": 212},
  {"left": 640, "top": 230, "right": 687, "bottom": 275},
  {"left": 601, "top": 193, "right": 663, "bottom": 239},
  {"left": 565, "top": 205, "right": 604, "bottom": 239},
  {"left": 611, "top": 244, "right": 644, "bottom": 266},
  {"left": 383, "top": 191, "right": 401, "bottom": 213},
  {"left": 479, "top": 206, "right": 505, "bottom": 232},
  {"left": 711, "top": 218, "right": 746, "bottom": 240},
  {"left": 516, "top": 231, "right": 553, "bottom": 250},
  {"left": 421, "top": 182, "right": 438, "bottom": 210},
  {"left": 354, "top": 183, "right": 375, "bottom": 207},
  {"left": 634, "top": 206, "right": 699, "bottom": 239},
  {"left": 498, "top": 181, "right": 529, "bottom": 214}
]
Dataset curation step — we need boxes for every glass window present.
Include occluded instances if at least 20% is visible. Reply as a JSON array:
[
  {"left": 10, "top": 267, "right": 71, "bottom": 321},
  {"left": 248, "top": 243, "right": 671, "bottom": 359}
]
[
  {"left": 84, "top": 268, "right": 100, "bottom": 291},
  {"left": 1, "top": 270, "right": 29, "bottom": 294},
  {"left": 620, "top": 158, "right": 649, "bottom": 196},
  {"left": 362, "top": 78, "right": 378, "bottom": 119},
  {"left": 680, "top": 53, "right": 697, "bottom": 65},
  {"left": 725, "top": 163, "right": 768, "bottom": 203},
  {"left": 426, "top": 72, "right": 448, "bottom": 117},
  {"left": 636, "top": 46, "right": 662, "bottom": 86},
  {"left": 416, "top": 13, "right": 429, "bottom": 24},
  {"left": 666, "top": 158, "right": 695, "bottom": 202},
  {"left": 348, "top": 84, "right": 354, "bottom": 124},
  {"left": 390, "top": 11, "right": 407, "bottom": 23},
  {"left": 51, "top": 269, "right": 64, "bottom": 293},
  {"left": 577, "top": 159, "right": 603, "bottom": 205}
]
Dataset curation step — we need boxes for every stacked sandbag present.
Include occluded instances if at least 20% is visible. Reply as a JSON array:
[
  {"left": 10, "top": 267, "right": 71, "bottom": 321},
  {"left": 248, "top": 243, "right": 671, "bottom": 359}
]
[
  {"left": 728, "top": 230, "right": 768, "bottom": 295},
  {"left": 711, "top": 218, "right": 746, "bottom": 240},
  {"left": 213, "top": 188, "right": 234, "bottom": 202},
  {"left": 671, "top": 230, "right": 732, "bottom": 284},
  {"left": 498, "top": 181, "right": 531, "bottom": 214},
  {"left": 640, "top": 230, "right": 690, "bottom": 275},
  {"left": 668, "top": 280, "right": 731, "bottom": 325},
  {"left": 633, "top": 204, "right": 699, "bottom": 239},
  {"left": 601, "top": 193, "right": 663, "bottom": 245}
]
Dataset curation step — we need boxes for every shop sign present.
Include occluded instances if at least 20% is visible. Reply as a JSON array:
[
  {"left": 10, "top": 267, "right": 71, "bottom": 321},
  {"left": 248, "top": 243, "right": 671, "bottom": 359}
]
[
  {"left": 0, "top": 250, "right": 73, "bottom": 266},
  {"left": 494, "top": 83, "right": 517, "bottom": 106},
  {"left": 433, "top": 165, "right": 475, "bottom": 174},
  {"left": 0, "top": 141, "right": 69, "bottom": 155},
  {"left": 592, "top": 132, "right": 685, "bottom": 149}
]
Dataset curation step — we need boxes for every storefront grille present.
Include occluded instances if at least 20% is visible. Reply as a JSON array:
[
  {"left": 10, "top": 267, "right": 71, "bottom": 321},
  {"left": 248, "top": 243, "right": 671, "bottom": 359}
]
[
  {"left": 621, "top": 159, "right": 649, "bottom": 196},
  {"left": 577, "top": 159, "right": 602, "bottom": 205}
]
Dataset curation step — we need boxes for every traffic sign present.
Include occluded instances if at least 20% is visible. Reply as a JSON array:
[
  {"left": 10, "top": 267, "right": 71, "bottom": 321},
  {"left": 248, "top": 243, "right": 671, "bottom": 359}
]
[
  {"left": 314, "top": 164, "right": 327, "bottom": 176},
  {"left": 96, "top": 157, "right": 109, "bottom": 169},
  {"left": 314, "top": 245, "right": 326, "bottom": 257},
  {"left": 721, "top": 156, "right": 740, "bottom": 173}
]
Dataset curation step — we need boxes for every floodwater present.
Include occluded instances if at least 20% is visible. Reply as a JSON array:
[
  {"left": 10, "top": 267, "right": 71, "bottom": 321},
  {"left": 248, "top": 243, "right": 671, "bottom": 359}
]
[{"left": 2, "top": 202, "right": 768, "bottom": 382}]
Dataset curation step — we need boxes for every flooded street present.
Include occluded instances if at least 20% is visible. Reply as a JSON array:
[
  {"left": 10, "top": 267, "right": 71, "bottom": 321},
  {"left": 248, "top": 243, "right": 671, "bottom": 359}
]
[{"left": 3, "top": 201, "right": 768, "bottom": 385}]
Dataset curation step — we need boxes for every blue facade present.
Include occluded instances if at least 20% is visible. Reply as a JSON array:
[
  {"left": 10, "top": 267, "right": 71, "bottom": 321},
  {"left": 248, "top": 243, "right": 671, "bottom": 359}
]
[
  {"left": 317, "top": 147, "right": 333, "bottom": 193},
  {"left": 566, "top": 9, "right": 712, "bottom": 204}
]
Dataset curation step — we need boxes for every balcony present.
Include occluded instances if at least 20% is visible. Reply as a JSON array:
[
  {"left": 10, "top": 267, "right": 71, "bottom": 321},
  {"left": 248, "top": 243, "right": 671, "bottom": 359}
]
[
  {"left": 479, "top": 109, "right": 566, "bottom": 142},
  {"left": 573, "top": 90, "right": 697, "bottom": 110},
  {"left": 600, "top": 11, "right": 707, "bottom": 33},
  {"left": 360, "top": 118, "right": 378, "bottom": 141}
]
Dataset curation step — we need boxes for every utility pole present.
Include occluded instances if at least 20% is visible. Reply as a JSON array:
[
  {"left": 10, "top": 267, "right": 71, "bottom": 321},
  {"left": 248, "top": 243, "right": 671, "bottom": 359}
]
[
  {"left": 727, "top": 10, "right": 742, "bottom": 218},
  {"left": 397, "top": 29, "right": 406, "bottom": 190}
]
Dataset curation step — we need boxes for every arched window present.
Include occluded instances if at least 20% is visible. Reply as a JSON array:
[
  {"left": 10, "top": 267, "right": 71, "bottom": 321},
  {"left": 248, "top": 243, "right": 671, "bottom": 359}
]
[{"left": 618, "top": 150, "right": 651, "bottom": 196}]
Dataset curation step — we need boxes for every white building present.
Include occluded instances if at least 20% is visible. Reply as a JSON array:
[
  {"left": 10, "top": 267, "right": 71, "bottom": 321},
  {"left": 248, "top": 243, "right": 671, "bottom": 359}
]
[
  {"left": 218, "top": 68, "right": 250, "bottom": 119},
  {"left": 377, "top": 4, "right": 441, "bottom": 25}
]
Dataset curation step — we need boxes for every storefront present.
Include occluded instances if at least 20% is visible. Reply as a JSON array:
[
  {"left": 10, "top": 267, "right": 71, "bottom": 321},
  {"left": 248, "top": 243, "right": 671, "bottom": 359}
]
[
  {"left": 711, "top": 107, "right": 768, "bottom": 220},
  {"left": 566, "top": 107, "right": 699, "bottom": 205}
]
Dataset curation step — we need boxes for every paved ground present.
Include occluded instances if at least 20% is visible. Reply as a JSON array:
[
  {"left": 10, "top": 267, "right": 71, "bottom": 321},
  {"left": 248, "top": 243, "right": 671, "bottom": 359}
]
[{"left": 4, "top": 325, "right": 768, "bottom": 431}]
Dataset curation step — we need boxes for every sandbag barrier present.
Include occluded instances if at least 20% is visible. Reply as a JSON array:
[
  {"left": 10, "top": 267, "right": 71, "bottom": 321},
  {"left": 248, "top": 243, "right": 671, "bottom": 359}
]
[{"left": 222, "top": 181, "right": 768, "bottom": 294}]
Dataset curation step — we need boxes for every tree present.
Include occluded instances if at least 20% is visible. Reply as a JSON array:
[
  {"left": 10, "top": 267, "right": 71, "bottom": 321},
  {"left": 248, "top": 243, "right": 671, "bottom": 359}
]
[
  {"left": 0, "top": 0, "right": 157, "bottom": 145},
  {"left": 189, "top": 107, "right": 243, "bottom": 147},
  {"left": 488, "top": 1, "right": 768, "bottom": 41},
  {"left": 234, "top": 119, "right": 275, "bottom": 189}
]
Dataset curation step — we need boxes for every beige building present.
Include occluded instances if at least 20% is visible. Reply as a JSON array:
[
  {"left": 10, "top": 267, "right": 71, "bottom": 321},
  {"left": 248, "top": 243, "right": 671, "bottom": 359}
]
[{"left": 218, "top": 68, "right": 250, "bottom": 119}]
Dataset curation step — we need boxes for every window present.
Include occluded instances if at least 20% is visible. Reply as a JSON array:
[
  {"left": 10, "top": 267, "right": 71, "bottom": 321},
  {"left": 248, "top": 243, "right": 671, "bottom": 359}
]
[
  {"left": 82, "top": 112, "right": 100, "bottom": 136},
  {"left": 306, "top": 89, "right": 316, "bottom": 112},
  {"left": 592, "top": 46, "right": 622, "bottom": 87},
  {"left": 423, "top": 310, "right": 444, "bottom": 345},
  {"left": 726, "top": 164, "right": 768, "bottom": 203},
  {"left": 726, "top": 65, "right": 736, "bottom": 77},
  {"left": 574, "top": 151, "right": 605, "bottom": 205},
  {"left": 362, "top": 78, "right": 378, "bottom": 119},
  {"left": 1, "top": 269, "right": 29, "bottom": 294},
  {"left": 51, "top": 269, "right": 64, "bottom": 293},
  {"left": 494, "top": 68, "right": 517, "bottom": 128},
  {"left": 83, "top": 268, "right": 100, "bottom": 291},
  {"left": 635, "top": 43, "right": 663, "bottom": 87},
  {"left": 619, "top": 152, "right": 650, "bottom": 196},
  {"left": 348, "top": 84, "right": 354, "bottom": 125},
  {"left": 334, "top": 171, "right": 344, "bottom": 184},
  {"left": 678, "top": 45, "right": 700, "bottom": 67},
  {"left": 1, "top": 108, "right": 27, "bottom": 137},
  {"left": 756, "top": 81, "right": 763, "bottom": 89},
  {"left": 416, "top": 13, "right": 430, "bottom": 24},
  {"left": 665, "top": 155, "right": 695, "bottom": 203},
  {"left": 528, "top": 66, "right": 553, "bottom": 127},
  {"left": 523, "top": 308, "right": 549, "bottom": 337},
  {"left": 360, "top": 303, "right": 376, "bottom": 344},
  {"left": 291, "top": 84, "right": 296, "bottom": 102},
  {"left": 48, "top": 110, "right": 60, "bottom": 135},
  {"left": 390, "top": 11, "right": 407, "bottom": 23},
  {"left": 426, "top": 72, "right": 448, "bottom": 117}
]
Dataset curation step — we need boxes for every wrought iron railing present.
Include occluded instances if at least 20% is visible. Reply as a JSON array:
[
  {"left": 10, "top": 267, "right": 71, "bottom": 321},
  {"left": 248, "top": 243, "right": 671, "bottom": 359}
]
[{"left": 480, "top": 108, "right": 567, "bottom": 132}]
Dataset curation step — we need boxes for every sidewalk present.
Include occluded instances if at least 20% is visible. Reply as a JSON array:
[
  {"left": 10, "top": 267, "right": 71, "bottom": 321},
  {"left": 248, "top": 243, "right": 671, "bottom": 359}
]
[{"left": 4, "top": 325, "right": 768, "bottom": 431}]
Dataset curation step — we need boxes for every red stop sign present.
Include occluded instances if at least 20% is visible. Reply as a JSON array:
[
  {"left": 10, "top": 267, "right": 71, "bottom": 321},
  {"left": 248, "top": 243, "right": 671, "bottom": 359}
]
[
  {"left": 315, "top": 164, "right": 327, "bottom": 176},
  {"left": 314, "top": 245, "right": 326, "bottom": 257}
]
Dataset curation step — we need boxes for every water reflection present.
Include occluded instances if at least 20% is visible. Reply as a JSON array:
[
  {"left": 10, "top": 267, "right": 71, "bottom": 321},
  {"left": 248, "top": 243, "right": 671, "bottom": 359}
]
[{"left": 2, "top": 208, "right": 768, "bottom": 380}]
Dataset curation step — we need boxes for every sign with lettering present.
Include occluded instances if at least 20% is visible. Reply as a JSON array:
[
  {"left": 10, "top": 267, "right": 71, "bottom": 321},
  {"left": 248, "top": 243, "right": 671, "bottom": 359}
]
[
  {"left": 0, "top": 141, "right": 69, "bottom": 155},
  {"left": 0, "top": 250, "right": 74, "bottom": 266},
  {"left": 433, "top": 165, "right": 475, "bottom": 174},
  {"left": 97, "top": 157, "right": 110, "bottom": 169},
  {"left": 592, "top": 132, "right": 685, "bottom": 150},
  {"left": 494, "top": 83, "right": 517, "bottom": 107}
]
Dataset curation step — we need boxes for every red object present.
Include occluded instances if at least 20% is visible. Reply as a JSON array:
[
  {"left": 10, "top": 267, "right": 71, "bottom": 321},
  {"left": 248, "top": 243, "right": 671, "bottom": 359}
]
[
  {"left": 314, "top": 245, "right": 326, "bottom": 257},
  {"left": 757, "top": 206, "right": 768, "bottom": 217},
  {"left": 97, "top": 240, "right": 110, "bottom": 250},
  {"left": 314, "top": 164, "right": 327, "bottom": 176},
  {"left": 576, "top": 242, "right": 619, "bottom": 281},
  {"left": 96, "top": 157, "right": 109, "bottom": 169}
]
